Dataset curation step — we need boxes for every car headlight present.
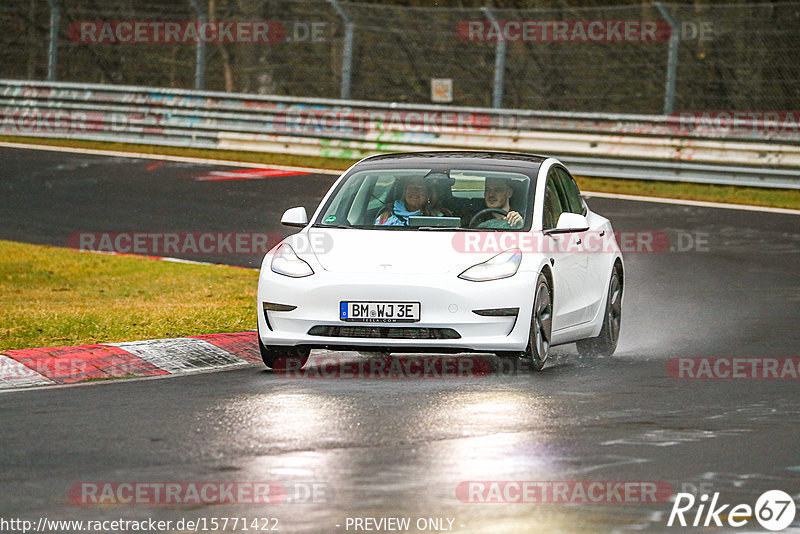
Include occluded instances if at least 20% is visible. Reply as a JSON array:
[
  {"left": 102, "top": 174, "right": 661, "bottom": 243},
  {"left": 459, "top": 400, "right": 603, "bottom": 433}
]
[
  {"left": 271, "top": 243, "right": 314, "bottom": 278},
  {"left": 458, "top": 249, "right": 522, "bottom": 282}
]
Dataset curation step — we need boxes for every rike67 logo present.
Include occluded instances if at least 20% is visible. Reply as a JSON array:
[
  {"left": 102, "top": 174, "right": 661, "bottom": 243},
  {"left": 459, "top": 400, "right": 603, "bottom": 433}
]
[{"left": 668, "top": 490, "right": 796, "bottom": 531}]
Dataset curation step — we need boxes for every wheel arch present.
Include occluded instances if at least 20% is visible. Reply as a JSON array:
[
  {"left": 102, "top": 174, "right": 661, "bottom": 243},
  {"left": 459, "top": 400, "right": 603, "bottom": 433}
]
[
  {"left": 540, "top": 263, "right": 554, "bottom": 306},
  {"left": 612, "top": 257, "right": 624, "bottom": 295}
]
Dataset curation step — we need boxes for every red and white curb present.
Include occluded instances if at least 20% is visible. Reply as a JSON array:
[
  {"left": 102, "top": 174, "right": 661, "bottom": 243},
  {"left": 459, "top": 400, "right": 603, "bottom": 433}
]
[
  {"left": 0, "top": 331, "right": 261, "bottom": 391},
  {"left": 191, "top": 167, "right": 309, "bottom": 182}
]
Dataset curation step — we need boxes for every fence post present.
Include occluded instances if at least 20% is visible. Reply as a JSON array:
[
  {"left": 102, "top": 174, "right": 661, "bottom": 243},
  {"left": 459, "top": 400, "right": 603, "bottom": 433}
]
[
  {"left": 481, "top": 7, "right": 506, "bottom": 109},
  {"left": 655, "top": 2, "right": 679, "bottom": 115},
  {"left": 188, "top": 0, "right": 207, "bottom": 90},
  {"left": 329, "top": 0, "right": 353, "bottom": 100},
  {"left": 44, "top": 0, "right": 60, "bottom": 81}
]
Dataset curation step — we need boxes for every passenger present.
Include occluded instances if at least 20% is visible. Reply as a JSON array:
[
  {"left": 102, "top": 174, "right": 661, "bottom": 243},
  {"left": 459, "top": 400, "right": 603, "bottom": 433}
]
[
  {"left": 476, "top": 177, "right": 524, "bottom": 229},
  {"left": 426, "top": 179, "right": 454, "bottom": 217},
  {"left": 375, "top": 176, "right": 432, "bottom": 226}
]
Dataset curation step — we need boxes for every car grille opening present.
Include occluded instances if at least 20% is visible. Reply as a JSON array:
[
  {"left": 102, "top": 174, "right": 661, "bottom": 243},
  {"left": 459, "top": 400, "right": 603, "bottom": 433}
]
[{"left": 307, "top": 325, "right": 461, "bottom": 340}]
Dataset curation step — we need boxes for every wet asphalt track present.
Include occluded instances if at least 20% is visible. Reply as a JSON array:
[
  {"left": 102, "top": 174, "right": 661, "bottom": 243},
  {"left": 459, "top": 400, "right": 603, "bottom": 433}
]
[{"left": 1, "top": 146, "right": 799, "bottom": 533}]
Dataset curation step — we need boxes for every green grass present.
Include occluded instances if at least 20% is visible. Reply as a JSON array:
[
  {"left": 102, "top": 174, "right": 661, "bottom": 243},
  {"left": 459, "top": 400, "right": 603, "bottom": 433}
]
[
  {"left": 3, "top": 135, "right": 799, "bottom": 210},
  {"left": 0, "top": 240, "right": 258, "bottom": 351}
]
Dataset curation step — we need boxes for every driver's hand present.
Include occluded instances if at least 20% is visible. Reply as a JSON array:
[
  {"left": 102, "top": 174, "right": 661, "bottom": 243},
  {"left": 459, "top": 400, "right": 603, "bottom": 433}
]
[{"left": 506, "top": 211, "right": 523, "bottom": 228}]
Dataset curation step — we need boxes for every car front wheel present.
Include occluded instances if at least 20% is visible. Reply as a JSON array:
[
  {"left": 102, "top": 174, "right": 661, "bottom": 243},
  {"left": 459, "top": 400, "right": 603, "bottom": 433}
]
[
  {"left": 525, "top": 273, "right": 552, "bottom": 371},
  {"left": 258, "top": 332, "right": 310, "bottom": 370}
]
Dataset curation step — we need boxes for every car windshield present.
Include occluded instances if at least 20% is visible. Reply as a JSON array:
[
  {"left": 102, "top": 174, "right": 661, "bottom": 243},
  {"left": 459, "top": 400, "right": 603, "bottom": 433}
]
[{"left": 314, "top": 168, "right": 534, "bottom": 231}]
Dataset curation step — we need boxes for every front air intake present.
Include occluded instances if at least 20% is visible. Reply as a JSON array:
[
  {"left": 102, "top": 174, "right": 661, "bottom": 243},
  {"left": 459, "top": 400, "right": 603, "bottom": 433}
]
[{"left": 307, "top": 326, "right": 461, "bottom": 340}]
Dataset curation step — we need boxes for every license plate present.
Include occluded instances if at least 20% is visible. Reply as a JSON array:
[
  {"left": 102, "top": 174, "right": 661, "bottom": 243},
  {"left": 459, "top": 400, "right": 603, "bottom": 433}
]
[{"left": 340, "top": 301, "right": 420, "bottom": 323}]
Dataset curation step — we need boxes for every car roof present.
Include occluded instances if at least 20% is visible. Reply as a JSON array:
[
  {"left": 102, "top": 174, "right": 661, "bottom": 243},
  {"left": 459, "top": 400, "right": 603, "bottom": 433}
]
[{"left": 354, "top": 151, "right": 549, "bottom": 168}]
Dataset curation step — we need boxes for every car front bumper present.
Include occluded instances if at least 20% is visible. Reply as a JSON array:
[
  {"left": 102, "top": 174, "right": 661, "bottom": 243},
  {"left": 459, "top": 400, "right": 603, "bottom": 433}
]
[{"left": 257, "top": 269, "right": 536, "bottom": 353}]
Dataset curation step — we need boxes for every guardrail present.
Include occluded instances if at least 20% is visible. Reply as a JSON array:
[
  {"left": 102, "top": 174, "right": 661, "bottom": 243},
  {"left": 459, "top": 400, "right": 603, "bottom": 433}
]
[{"left": 1, "top": 79, "right": 799, "bottom": 189}]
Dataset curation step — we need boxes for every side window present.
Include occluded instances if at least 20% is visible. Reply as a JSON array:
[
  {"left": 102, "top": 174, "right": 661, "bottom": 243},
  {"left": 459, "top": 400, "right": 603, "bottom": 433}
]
[
  {"left": 542, "top": 173, "right": 564, "bottom": 230},
  {"left": 554, "top": 167, "right": 583, "bottom": 215},
  {"left": 555, "top": 167, "right": 584, "bottom": 215}
]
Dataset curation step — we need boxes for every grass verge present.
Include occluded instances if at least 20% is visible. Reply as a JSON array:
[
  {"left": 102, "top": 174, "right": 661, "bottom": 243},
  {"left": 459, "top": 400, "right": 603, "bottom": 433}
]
[
  {"left": 2, "top": 135, "right": 799, "bottom": 210},
  {"left": 0, "top": 240, "right": 257, "bottom": 352}
]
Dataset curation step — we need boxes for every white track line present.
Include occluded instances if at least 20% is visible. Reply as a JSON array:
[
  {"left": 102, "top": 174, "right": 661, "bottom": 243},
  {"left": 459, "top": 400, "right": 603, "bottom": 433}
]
[
  {"left": 0, "top": 141, "right": 342, "bottom": 175},
  {"left": 80, "top": 248, "right": 227, "bottom": 267},
  {"left": 2, "top": 140, "right": 797, "bottom": 215},
  {"left": 582, "top": 191, "right": 800, "bottom": 216}
]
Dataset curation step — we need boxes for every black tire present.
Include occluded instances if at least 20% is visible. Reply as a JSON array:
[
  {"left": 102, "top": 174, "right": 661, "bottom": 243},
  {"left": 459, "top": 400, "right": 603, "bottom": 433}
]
[
  {"left": 524, "top": 273, "right": 553, "bottom": 371},
  {"left": 576, "top": 267, "right": 622, "bottom": 358},
  {"left": 258, "top": 332, "right": 310, "bottom": 370}
]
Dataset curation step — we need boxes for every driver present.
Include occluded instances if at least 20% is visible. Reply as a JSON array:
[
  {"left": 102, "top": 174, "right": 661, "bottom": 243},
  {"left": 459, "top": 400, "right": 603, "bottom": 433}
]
[{"left": 476, "top": 177, "right": 524, "bottom": 229}]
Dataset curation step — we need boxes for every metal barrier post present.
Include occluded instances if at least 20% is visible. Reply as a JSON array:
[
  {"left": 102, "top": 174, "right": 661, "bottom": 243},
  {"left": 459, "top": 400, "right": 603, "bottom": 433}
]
[
  {"left": 655, "top": 2, "right": 679, "bottom": 116},
  {"left": 44, "top": 0, "right": 60, "bottom": 81},
  {"left": 329, "top": 0, "right": 353, "bottom": 100},
  {"left": 481, "top": 7, "right": 506, "bottom": 109},
  {"left": 188, "top": 0, "right": 207, "bottom": 90}
]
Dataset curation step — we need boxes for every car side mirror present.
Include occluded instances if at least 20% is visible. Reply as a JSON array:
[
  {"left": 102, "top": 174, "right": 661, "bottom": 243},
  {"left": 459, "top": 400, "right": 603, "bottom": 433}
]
[
  {"left": 547, "top": 212, "right": 589, "bottom": 234},
  {"left": 281, "top": 207, "right": 308, "bottom": 228}
]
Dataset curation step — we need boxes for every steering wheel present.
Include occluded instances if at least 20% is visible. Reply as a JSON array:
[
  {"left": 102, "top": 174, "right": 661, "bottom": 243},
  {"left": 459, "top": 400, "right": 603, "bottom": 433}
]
[{"left": 469, "top": 208, "right": 508, "bottom": 228}]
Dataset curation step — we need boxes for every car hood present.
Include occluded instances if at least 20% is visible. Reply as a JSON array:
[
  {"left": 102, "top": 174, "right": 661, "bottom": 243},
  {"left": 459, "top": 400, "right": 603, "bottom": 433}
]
[{"left": 307, "top": 228, "right": 477, "bottom": 275}]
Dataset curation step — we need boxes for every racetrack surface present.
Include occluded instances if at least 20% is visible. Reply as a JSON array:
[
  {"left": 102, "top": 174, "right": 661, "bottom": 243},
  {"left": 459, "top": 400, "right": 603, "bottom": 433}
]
[
  {"left": 0, "top": 146, "right": 336, "bottom": 268},
  {"left": 1, "top": 146, "right": 799, "bottom": 533}
]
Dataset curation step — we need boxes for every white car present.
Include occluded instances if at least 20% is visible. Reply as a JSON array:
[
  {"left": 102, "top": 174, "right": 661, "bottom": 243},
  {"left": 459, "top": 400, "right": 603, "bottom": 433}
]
[{"left": 257, "top": 152, "right": 623, "bottom": 371}]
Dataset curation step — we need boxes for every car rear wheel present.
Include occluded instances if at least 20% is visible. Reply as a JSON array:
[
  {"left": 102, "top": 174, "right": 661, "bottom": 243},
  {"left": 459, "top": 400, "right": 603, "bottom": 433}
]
[
  {"left": 525, "top": 273, "right": 552, "bottom": 371},
  {"left": 258, "top": 332, "right": 310, "bottom": 370},
  {"left": 576, "top": 267, "right": 622, "bottom": 358}
]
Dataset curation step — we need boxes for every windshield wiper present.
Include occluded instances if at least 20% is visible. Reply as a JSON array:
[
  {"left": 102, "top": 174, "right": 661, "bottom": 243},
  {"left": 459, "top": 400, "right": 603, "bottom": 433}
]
[{"left": 311, "top": 222, "right": 351, "bottom": 229}]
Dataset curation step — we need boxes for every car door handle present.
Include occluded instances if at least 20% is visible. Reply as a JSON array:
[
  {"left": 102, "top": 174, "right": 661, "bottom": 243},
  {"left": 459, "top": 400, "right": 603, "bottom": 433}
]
[
  {"left": 576, "top": 239, "right": 582, "bottom": 245},
  {"left": 599, "top": 231, "right": 605, "bottom": 236}
]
